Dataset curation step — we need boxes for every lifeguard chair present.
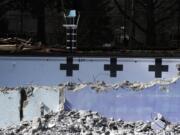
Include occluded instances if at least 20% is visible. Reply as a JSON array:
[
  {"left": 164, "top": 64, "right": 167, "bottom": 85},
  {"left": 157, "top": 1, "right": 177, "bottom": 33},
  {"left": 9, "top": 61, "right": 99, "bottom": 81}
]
[{"left": 63, "top": 10, "right": 80, "bottom": 50}]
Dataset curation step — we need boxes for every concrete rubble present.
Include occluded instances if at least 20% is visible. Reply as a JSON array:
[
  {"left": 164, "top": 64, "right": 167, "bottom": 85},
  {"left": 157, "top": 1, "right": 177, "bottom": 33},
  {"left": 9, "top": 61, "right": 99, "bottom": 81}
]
[
  {"left": 0, "top": 75, "right": 180, "bottom": 134},
  {"left": 54, "top": 74, "right": 180, "bottom": 93},
  {"left": 0, "top": 110, "right": 179, "bottom": 135},
  {"left": 60, "top": 73, "right": 180, "bottom": 92},
  {"left": 1, "top": 73, "right": 180, "bottom": 94}
]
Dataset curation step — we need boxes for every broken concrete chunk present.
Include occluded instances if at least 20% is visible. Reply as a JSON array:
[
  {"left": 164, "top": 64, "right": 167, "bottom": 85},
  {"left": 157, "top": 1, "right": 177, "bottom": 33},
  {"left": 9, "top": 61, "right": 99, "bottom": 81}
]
[
  {"left": 32, "top": 117, "right": 41, "bottom": 131},
  {"left": 151, "top": 120, "right": 166, "bottom": 131},
  {"left": 47, "top": 122, "right": 55, "bottom": 128},
  {"left": 25, "top": 87, "right": 34, "bottom": 97},
  {"left": 156, "top": 113, "right": 164, "bottom": 121},
  {"left": 135, "top": 122, "right": 151, "bottom": 132},
  {"left": 0, "top": 109, "right": 179, "bottom": 134},
  {"left": 154, "top": 113, "right": 171, "bottom": 125}
]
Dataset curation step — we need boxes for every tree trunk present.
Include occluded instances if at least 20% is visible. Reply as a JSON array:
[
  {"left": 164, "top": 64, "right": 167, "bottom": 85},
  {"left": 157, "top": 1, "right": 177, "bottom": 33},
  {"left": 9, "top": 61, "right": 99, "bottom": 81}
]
[
  {"left": 37, "top": 3, "right": 46, "bottom": 44},
  {"left": 130, "top": 0, "right": 136, "bottom": 47},
  {"left": 20, "top": 9, "right": 24, "bottom": 34},
  {"left": 146, "top": 0, "right": 156, "bottom": 48},
  {"left": 20, "top": 0, "right": 25, "bottom": 34},
  {"left": 123, "top": 0, "right": 127, "bottom": 47},
  {"left": 178, "top": 0, "right": 180, "bottom": 46}
]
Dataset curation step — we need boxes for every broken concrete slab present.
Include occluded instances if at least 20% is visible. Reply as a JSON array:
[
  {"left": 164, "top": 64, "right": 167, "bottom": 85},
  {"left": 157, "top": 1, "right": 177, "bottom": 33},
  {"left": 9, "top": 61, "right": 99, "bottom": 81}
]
[
  {"left": 0, "top": 83, "right": 180, "bottom": 127},
  {"left": 1, "top": 110, "right": 180, "bottom": 135},
  {"left": 23, "top": 86, "right": 59, "bottom": 121},
  {"left": 0, "top": 91, "right": 20, "bottom": 128},
  {"left": 0, "top": 86, "right": 60, "bottom": 127}
]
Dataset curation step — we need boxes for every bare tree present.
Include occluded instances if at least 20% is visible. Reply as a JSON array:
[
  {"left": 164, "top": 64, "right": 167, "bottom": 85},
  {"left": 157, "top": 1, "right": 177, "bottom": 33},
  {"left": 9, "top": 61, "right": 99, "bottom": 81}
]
[
  {"left": 0, "top": 0, "right": 15, "bottom": 36},
  {"left": 114, "top": 0, "right": 177, "bottom": 48},
  {"left": 26, "top": 0, "right": 65, "bottom": 44},
  {"left": 178, "top": 0, "right": 180, "bottom": 45}
]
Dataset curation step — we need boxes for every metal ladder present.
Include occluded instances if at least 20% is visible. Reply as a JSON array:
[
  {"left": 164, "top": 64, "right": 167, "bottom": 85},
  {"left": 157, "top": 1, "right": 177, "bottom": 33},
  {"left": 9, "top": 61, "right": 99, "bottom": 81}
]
[{"left": 63, "top": 10, "right": 80, "bottom": 51}]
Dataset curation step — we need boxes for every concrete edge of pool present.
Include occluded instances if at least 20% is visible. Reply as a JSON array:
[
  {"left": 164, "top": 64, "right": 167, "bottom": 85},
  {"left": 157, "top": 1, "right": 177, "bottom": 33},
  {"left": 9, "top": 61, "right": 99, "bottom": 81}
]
[{"left": 1, "top": 50, "right": 180, "bottom": 58}]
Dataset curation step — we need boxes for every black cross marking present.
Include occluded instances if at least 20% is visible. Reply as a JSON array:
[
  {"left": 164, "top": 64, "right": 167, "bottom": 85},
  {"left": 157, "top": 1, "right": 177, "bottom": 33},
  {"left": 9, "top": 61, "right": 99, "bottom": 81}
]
[
  {"left": 104, "top": 58, "right": 123, "bottom": 77},
  {"left": 60, "top": 57, "right": 79, "bottom": 76},
  {"left": 149, "top": 58, "right": 168, "bottom": 78}
]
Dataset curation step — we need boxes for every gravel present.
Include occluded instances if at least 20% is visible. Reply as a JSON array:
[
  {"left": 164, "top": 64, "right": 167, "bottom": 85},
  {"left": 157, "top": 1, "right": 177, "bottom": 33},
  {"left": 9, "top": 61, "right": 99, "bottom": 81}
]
[{"left": 0, "top": 110, "right": 179, "bottom": 135}]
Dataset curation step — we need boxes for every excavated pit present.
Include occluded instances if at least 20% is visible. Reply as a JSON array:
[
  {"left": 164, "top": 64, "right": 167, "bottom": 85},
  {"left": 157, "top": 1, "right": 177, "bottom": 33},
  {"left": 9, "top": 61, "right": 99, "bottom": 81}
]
[
  {"left": 1, "top": 57, "right": 180, "bottom": 134},
  {"left": 0, "top": 76, "right": 180, "bottom": 128}
]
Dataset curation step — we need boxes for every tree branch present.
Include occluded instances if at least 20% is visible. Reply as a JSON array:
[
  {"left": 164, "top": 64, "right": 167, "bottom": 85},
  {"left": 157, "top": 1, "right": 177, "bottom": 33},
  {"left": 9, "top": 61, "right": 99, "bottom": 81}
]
[
  {"left": 153, "top": 0, "right": 158, "bottom": 6},
  {"left": 136, "top": 0, "right": 146, "bottom": 8},
  {"left": 113, "top": 0, "right": 146, "bottom": 33},
  {"left": 156, "top": 8, "right": 177, "bottom": 25},
  {"left": 155, "top": 0, "right": 164, "bottom": 9},
  {"left": 161, "top": 0, "right": 177, "bottom": 13},
  {"left": 0, "top": 0, "right": 12, "bottom": 7}
]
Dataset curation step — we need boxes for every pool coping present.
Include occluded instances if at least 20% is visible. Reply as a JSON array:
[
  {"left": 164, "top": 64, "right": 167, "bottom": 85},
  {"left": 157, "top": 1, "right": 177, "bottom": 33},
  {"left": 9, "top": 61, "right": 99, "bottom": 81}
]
[{"left": 0, "top": 50, "right": 180, "bottom": 58}]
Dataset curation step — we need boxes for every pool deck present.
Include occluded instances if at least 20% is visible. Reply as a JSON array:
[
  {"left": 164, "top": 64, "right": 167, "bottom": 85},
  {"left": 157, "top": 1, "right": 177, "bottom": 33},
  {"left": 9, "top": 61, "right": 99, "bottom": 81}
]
[{"left": 0, "top": 49, "right": 180, "bottom": 58}]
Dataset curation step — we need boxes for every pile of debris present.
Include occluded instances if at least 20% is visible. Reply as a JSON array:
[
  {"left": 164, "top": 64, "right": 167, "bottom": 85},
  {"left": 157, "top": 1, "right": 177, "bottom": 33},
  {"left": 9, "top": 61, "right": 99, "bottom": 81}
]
[
  {"left": 0, "top": 37, "right": 32, "bottom": 45},
  {"left": 59, "top": 74, "right": 180, "bottom": 92},
  {"left": 0, "top": 74, "right": 179, "bottom": 94},
  {"left": 0, "top": 37, "right": 33, "bottom": 52},
  {"left": 0, "top": 110, "right": 180, "bottom": 135},
  {"left": 0, "top": 37, "right": 67, "bottom": 53}
]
